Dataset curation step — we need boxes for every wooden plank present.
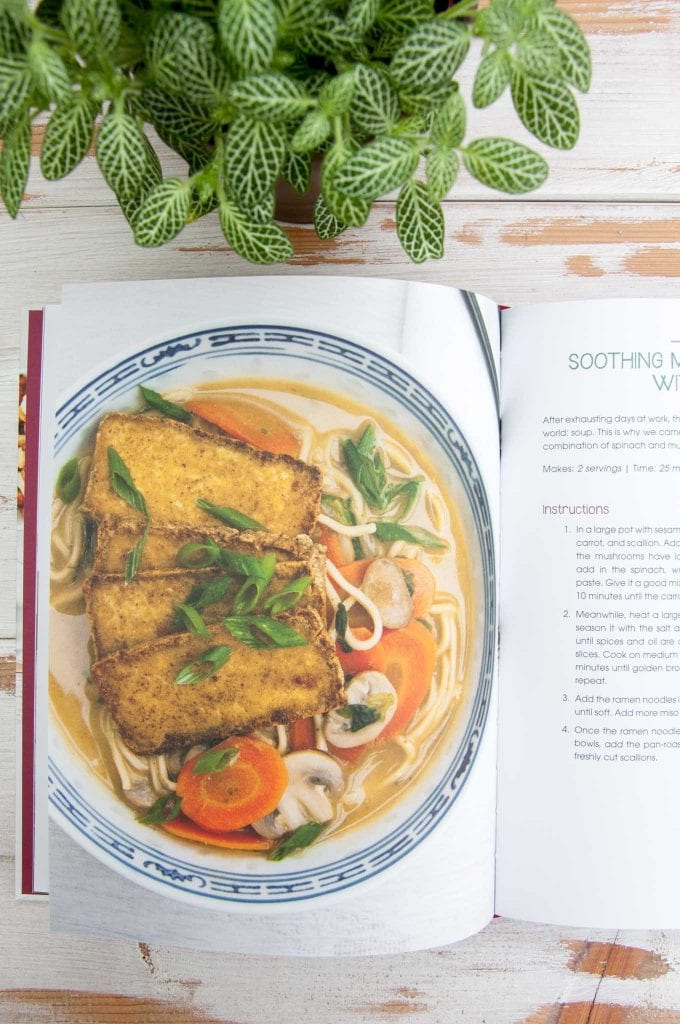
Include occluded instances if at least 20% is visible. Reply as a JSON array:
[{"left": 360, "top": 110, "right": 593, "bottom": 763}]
[{"left": 9, "top": 2, "right": 680, "bottom": 210}]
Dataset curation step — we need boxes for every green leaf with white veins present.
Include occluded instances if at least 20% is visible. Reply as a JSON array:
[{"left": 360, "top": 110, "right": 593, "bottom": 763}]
[
  {"left": 176, "top": 44, "right": 229, "bottom": 107},
  {"left": 41, "top": 94, "right": 96, "bottom": 180},
  {"left": 60, "top": 0, "right": 121, "bottom": 59},
  {"left": 28, "top": 40, "right": 71, "bottom": 102},
  {"left": 0, "top": 9, "right": 30, "bottom": 56},
  {"left": 296, "top": 11, "right": 358, "bottom": 60},
  {"left": 426, "top": 147, "right": 458, "bottom": 203},
  {"left": 390, "top": 20, "right": 469, "bottom": 92},
  {"left": 319, "top": 70, "right": 355, "bottom": 117},
  {"left": 134, "top": 179, "right": 190, "bottom": 246},
  {"left": 218, "top": 0, "right": 277, "bottom": 74},
  {"left": 431, "top": 89, "right": 465, "bottom": 148},
  {"left": 313, "top": 194, "right": 346, "bottom": 240},
  {"left": 97, "top": 110, "right": 155, "bottom": 199},
  {"left": 0, "top": 55, "right": 31, "bottom": 128},
  {"left": 516, "top": 29, "right": 561, "bottom": 78},
  {"left": 219, "top": 201, "right": 293, "bottom": 264},
  {"left": 333, "top": 136, "right": 419, "bottom": 200},
  {"left": 475, "top": 0, "right": 523, "bottom": 48},
  {"left": 321, "top": 142, "right": 371, "bottom": 227},
  {"left": 396, "top": 180, "right": 444, "bottom": 264},
  {"left": 141, "top": 88, "right": 217, "bottom": 142},
  {"left": 511, "top": 67, "right": 579, "bottom": 149},
  {"left": 532, "top": 7, "right": 591, "bottom": 92},
  {"left": 275, "top": 0, "right": 325, "bottom": 40},
  {"left": 472, "top": 49, "right": 511, "bottom": 108},
  {"left": 146, "top": 14, "right": 215, "bottom": 88},
  {"left": 376, "top": 0, "right": 431, "bottom": 37},
  {"left": 397, "top": 76, "right": 455, "bottom": 116},
  {"left": 230, "top": 74, "right": 311, "bottom": 121},
  {"left": 462, "top": 137, "right": 548, "bottom": 193},
  {"left": 223, "top": 116, "right": 286, "bottom": 207},
  {"left": 282, "top": 150, "right": 311, "bottom": 193},
  {"left": 291, "top": 110, "right": 331, "bottom": 154},
  {"left": 118, "top": 135, "right": 162, "bottom": 225},
  {"left": 0, "top": 117, "right": 30, "bottom": 217},
  {"left": 351, "top": 65, "right": 399, "bottom": 136},
  {"left": 346, "top": 0, "right": 379, "bottom": 36}
]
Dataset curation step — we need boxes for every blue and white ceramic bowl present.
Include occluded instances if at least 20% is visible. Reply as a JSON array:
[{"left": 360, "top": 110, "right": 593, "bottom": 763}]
[{"left": 48, "top": 324, "right": 495, "bottom": 910}]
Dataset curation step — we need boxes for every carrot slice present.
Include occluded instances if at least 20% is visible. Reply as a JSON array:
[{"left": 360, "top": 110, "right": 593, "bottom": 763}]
[
  {"left": 318, "top": 525, "right": 353, "bottom": 568},
  {"left": 163, "top": 815, "right": 273, "bottom": 851},
  {"left": 338, "top": 557, "right": 435, "bottom": 619},
  {"left": 186, "top": 398, "right": 301, "bottom": 457},
  {"left": 333, "top": 620, "right": 436, "bottom": 759},
  {"left": 380, "top": 620, "right": 436, "bottom": 739},
  {"left": 176, "top": 737, "right": 288, "bottom": 832},
  {"left": 288, "top": 718, "right": 316, "bottom": 751},
  {"left": 336, "top": 628, "right": 388, "bottom": 677}
]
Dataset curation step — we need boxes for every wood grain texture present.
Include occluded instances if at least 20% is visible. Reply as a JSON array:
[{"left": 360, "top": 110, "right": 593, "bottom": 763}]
[{"left": 2, "top": 3, "right": 680, "bottom": 1021}]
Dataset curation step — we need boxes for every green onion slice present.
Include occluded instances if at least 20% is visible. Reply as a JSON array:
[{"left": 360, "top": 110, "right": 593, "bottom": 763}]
[
  {"left": 176, "top": 538, "right": 221, "bottom": 568},
  {"left": 192, "top": 746, "right": 238, "bottom": 775},
  {"left": 262, "top": 576, "right": 312, "bottom": 615},
  {"left": 124, "top": 524, "right": 149, "bottom": 584},
  {"left": 223, "top": 615, "right": 307, "bottom": 649},
  {"left": 197, "top": 499, "right": 263, "bottom": 531},
  {"left": 174, "top": 644, "right": 232, "bottom": 685},
  {"left": 268, "top": 821, "right": 327, "bottom": 861},
  {"left": 55, "top": 458, "right": 80, "bottom": 504},
  {"left": 107, "top": 446, "right": 148, "bottom": 517},
  {"left": 186, "top": 575, "right": 235, "bottom": 612},
  {"left": 374, "top": 521, "right": 447, "bottom": 550},
  {"left": 334, "top": 603, "right": 351, "bottom": 653},
  {"left": 139, "top": 384, "right": 191, "bottom": 422},
  {"left": 139, "top": 794, "right": 182, "bottom": 825},
  {"left": 173, "top": 603, "right": 211, "bottom": 638},
  {"left": 232, "top": 553, "right": 277, "bottom": 614}
]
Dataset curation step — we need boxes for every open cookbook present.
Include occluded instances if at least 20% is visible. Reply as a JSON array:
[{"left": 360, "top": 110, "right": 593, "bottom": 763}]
[{"left": 17, "top": 276, "right": 680, "bottom": 956}]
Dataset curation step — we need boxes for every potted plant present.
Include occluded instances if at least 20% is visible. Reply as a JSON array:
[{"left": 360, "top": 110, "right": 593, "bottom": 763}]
[{"left": 0, "top": 0, "right": 590, "bottom": 263}]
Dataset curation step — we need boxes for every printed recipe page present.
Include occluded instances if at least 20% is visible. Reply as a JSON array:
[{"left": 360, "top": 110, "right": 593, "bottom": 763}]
[{"left": 496, "top": 299, "right": 680, "bottom": 928}]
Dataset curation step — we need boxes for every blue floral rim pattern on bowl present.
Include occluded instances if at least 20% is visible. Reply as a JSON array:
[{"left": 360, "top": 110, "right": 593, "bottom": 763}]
[{"left": 48, "top": 324, "right": 496, "bottom": 906}]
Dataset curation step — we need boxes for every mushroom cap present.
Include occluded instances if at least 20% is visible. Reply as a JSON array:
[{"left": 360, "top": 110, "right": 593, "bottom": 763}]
[
  {"left": 361, "top": 558, "right": 412, "bottom": 629},
  {"left": 251, "top": 749, "right": 345, "bottom": 839},
  {"left": 324, "top": 671, "right": 397, "bottom": 748}
]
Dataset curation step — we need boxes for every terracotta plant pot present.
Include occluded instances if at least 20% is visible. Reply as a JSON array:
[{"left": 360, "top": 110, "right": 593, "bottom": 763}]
[{"left": 274, "top": 156, "right": 322, "bottom": 225}]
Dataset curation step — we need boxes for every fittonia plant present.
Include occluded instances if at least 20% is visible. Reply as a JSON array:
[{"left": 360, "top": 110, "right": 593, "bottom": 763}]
[{"left": 0, "top": 0, "right": 591, "bottom": 263}]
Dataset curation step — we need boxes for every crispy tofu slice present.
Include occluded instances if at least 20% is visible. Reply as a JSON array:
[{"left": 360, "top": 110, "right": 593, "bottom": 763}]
[
  {"left": 81, "top": 413, "right": 321, "bottom": 535},
  {"left": 85, "top": 550, "right": 327, "bottom": 658},
  {"left": 92, "top": 610, "right": 344, "bottom": 755},
  {"left": 93, "top": 515, "right": 316, "bottom": 574}
]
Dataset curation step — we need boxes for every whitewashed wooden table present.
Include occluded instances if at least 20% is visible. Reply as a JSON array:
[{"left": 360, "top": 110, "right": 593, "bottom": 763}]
[{"left": 1, "top": 2, "right": 680, "bottom": 1021}]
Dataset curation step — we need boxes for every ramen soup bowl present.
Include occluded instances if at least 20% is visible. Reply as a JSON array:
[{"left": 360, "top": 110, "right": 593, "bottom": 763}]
[{"left": 48, "top": 324, "right": 495, "bottom": 909}]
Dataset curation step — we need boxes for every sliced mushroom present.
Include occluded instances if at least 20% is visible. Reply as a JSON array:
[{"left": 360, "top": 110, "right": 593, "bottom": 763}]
[
  {"left": 324, "top": 671, "right": 397, "bottom": 748},
  {"left": 361, "top": 558, "right": 412, "bottom": 629},
  {"left": 124, "top": 779, "right": 158, "bottom": 810},
  {"left": 252, "top": 750, "right": 344, "bottom": 840}
]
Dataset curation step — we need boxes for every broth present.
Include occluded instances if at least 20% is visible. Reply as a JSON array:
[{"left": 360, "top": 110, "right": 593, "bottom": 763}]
[{"left": 49, "top": 379, "right": 474, "bottom": 854}]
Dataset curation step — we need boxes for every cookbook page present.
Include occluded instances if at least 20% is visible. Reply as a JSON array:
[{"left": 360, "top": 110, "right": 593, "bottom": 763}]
[
  {"left": 496, "top": 298, "right": 680, "bottom": 928},
  {"left": 38, "top": 275, "right": 501, "bottom": 954}
]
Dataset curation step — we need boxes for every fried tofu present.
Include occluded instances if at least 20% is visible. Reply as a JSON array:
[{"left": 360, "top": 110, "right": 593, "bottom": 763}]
[
  {"left": 81, "top": 413, "right": 321, "bottom": 535},
  {"left": 85, "top": 551, "right": 327, "bottom": 658},
  {"left": 92, "top": 610, "right": 344, "bottom": 755},
  {"left": 92, "top": 515, "right": 316, "bottom": 574}
]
